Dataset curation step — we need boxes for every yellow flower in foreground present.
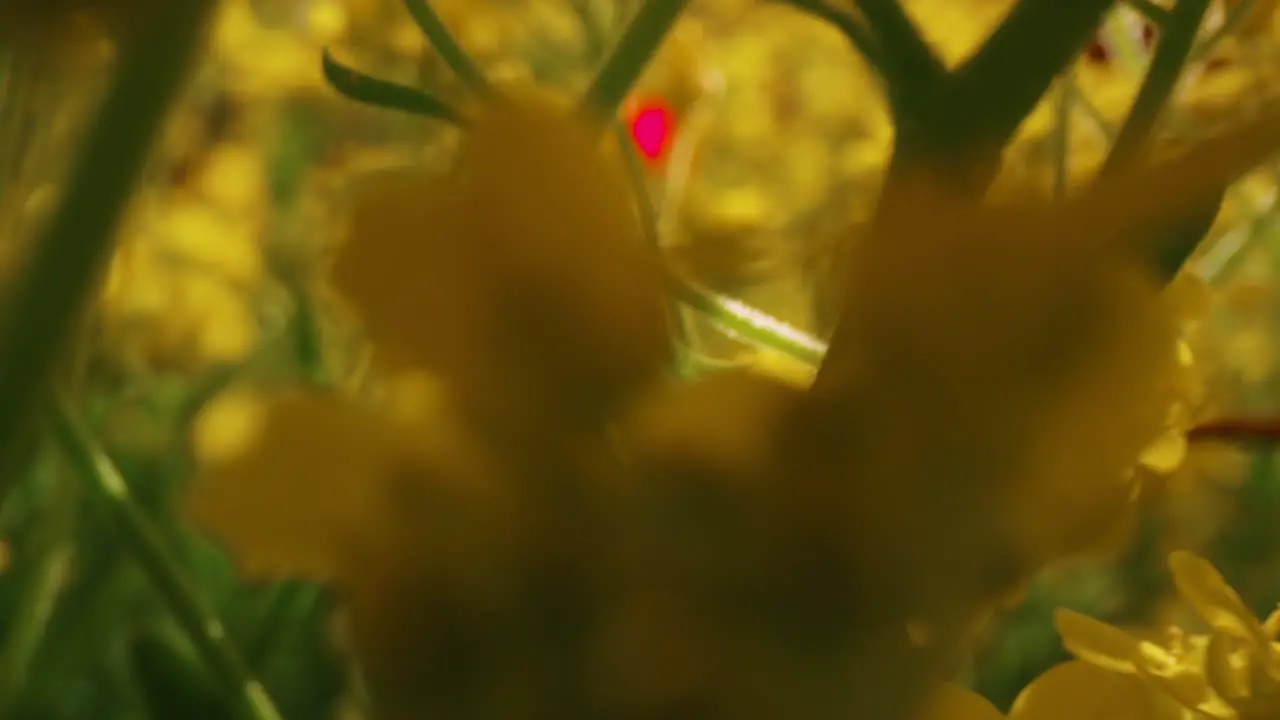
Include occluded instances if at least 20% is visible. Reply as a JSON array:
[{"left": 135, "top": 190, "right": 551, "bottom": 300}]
[
  {"left": 1054, "top": 552, "right": 1280, "bottom": 719},
  {"left": 331, "top": 87, "right": 671, "bottom": 427},
  {"left": 189, "top": 92, "right": 675, "bottom": 717}
]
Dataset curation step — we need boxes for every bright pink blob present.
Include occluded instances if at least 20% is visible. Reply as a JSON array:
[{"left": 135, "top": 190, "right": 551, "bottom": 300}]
[{"left": 629, "top": 101, "right": 675, "bottom": 162}]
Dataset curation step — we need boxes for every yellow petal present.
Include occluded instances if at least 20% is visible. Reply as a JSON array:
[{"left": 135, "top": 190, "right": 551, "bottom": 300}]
[
  {"left": 912, "top": 684, "right": 1004, "bottom": 720},
  {"left": 1139, "top": 431, "right": 1189, "bottom": 475},
  {"left": 186, "top": 388, "right": 427, "bottom": 581},
  {"left": 1168, "top": 551, "right": 1268, "bottom": 644},
  {"left": 1010, "top": 660, "right": 1162, "bottom": 720},
  {"left": 734, "top": 348, "right": 816, "bottom": 389},
  {"left": 1054, "top": 609, "right": 1143, "bottom": 673},
  {"left": 1201, "top": 631, "right": 1248, "bottom": 709}
]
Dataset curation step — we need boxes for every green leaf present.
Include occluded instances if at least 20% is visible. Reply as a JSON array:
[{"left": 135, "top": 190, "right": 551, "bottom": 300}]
[{"left": 321, "top": 51, "right": 460, "bottom": 123}]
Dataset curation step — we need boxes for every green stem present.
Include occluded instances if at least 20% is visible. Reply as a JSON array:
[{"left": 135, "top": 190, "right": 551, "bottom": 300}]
[
  {"left": 582, "top": 0, "right": 689, "bottom": 120},
  {"left": 777, "top": 1, "right": 885, "bottom": 78},
  {"left": 49, "top": 394, "right": 284, "bottom": 720},
  {"left": 0, "top": 450, "right": 76, "bottom": 716},
  {"left": 1103, "top": 0, "right": 1212, "bottom": 174},
  {"left": 607, "top": 120, "right": 824, "bottom": 368},
  {"left": 916, "top": 0, "right": 1114, "bottom": 186},
  {"left": 670, "top": 282, "right": 826, "bottom": 366},
  {"left": 321, "top": 50, "right": 460, "bottom": 123},
  {"left": 612, "top": 123, "right": 692, "bottom": 367},
  {"left": 247, "top": 584, "right": 325, "bottom": 673},
  {"left": 1190, "top": 0, "right": 1262, "bottom": 61},
  {"left": 403, "top": 0, "right": 488, "bottom": 92},
  {"left": 0, "top": 1, "right": 214, "bottom": 507},
  {"left": 854, "top": 0, "right": 946, "bottom": 117}
]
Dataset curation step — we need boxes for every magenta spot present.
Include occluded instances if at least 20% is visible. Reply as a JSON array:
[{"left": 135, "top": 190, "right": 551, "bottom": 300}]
[{"left": 630, "top": 105, "right": 673, "bottom": 161}]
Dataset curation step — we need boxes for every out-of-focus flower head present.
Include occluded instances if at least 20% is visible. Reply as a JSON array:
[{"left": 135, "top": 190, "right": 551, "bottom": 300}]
[
  {"left": 330, "top": 85, "right": 671, "bottom": 428},
  {"left": 812, "top": 171, "right": 1179, "bottom": 610},
  {"left": 188, "top": 87, "right": 673, "bottom": 715}
]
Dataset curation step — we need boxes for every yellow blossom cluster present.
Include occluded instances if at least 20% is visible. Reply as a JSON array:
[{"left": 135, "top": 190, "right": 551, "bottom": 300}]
[{"left": 97, "top": 141, "right": 266, "bottom": 373}]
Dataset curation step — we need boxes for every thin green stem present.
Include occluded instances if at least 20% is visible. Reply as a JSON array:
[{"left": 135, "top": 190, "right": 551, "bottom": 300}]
[
  {"left": 607, "top": 119, "right": 824, "bottom": 368},
  {"left": 403, "top": 0, "right": 489, "bottom": 92},
  {"left": 914, "top": 0, "right": 1114, "bottom": 187},
  {"left": 582, "top": 0, "right": 689, "bottom": 121},
  {"left": 247, "top": 583, "right": 325, "bottom": 673},
  {"left": 1190, "top": 0, "right": 1261, "bottom": 61},
  {"left": 49, "top": 394, "right": 283, "bottom": 720},
  {"left": 612, "top": 123, "right": 692, "bottom": 368},
  {"left": 1103, "top": 0, "right": 1212, "bottom": 174},
  {"left": 0, "top": 1, "right": 214, "bottom": 507},
  {"left": 0, "top": 450, "right": 76, "bottom": 716},
  {"left": 670, "top": 282, "right": 826, "bottom": 366},
  {"left": 854, "top": 0, "right": 946, "bottom": 117},
  {"left": 776, "top": 0, "right": 885, "bottom": 77}
]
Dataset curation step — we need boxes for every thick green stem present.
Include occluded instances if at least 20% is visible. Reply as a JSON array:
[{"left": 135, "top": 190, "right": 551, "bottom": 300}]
[
  {"left": 1103, "top": 0, "right": 1212, "bottom": 173},
  {"left": 0, "top": 1, "right": 214, "bottom": 506},
  {"left": 854, "top": 0, "right": 946, "bottom": 118},
  {"left": 49, "top": 395, "right": 283, "bottom": 720},
  {"left": 904, "top": 0, "right": 1114, "bottom": 187},
  {"left": 582, "top": 0, "right": 689, "bottom": 120}
]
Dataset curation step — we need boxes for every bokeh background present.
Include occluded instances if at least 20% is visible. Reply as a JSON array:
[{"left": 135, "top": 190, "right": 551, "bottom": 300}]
[{"left": 2, "top": 0, "right": 1280, "bottom": 717}]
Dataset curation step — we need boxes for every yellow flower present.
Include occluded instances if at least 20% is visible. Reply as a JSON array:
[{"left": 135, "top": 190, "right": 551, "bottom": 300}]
[
  {"left": 331, "top": 87, "right": 671, "bottom": 427},
  {"left": 819, "top": 173, "right": 1179, "bottom": 576},
  {"left": 1054, "top": 552, "right": 1280, "bottom": 719},
  {"left": 187, "top": 91, "right": 676, "bottom": 715}
]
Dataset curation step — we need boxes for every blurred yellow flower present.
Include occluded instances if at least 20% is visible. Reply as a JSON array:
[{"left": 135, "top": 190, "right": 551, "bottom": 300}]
[
  {"left": 331, "top": 87, "right": 671, "bottom": 426},
  {"left": 188, "top": 90, "right": 676, "bottom": 714}
]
